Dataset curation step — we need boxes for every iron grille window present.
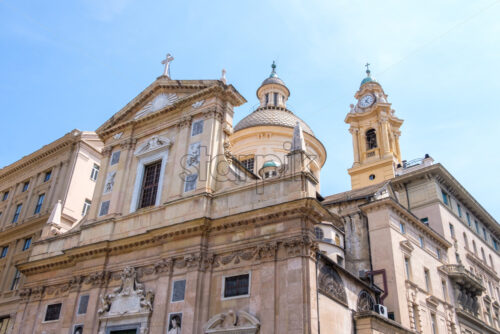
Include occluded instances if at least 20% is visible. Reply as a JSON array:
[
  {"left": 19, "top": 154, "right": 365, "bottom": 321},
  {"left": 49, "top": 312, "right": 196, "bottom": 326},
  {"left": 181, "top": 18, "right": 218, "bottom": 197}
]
[
  {"left": 240, "top": 157, "right": 255, "bottom": 173},
  {"left": 191, "top": 120, "right": 204, "bottom": 136},
  {"left": 44, "top": 303, "right": 62, "bottom": 321},
  {"left": 44, "top": 170, "right": 52, "bottom": 182},
  {"left": 22, "top": 182, "right": 29, "bottom": 192},
  {"left": 139, "top": 161, "right": 162, "bottom": 208},
  {"left": 99, "top": 201, "right": 110, "bottom": 216},
  {"left": 223, "top": 274, "right": 250, "bottom": 298},
  {"left": 90, "top": 164, "right": 100, "bottom": 181},
  {"left": 22, "top": 238, "right": 31, "bottom": 251},
  {"left": 34, "top": 194, "right": 45, "bottom": 214},
  {"left": 77, "top": 295, "right": 89, "bottom": 315},
  {"left": 82, "top": 199, "right": 91, "bottom": 216},
  {"left": 12, "top": 204, "right": 22, "bottom": 223},
  {"left": 10, "top": 270, "right": 20, "bottom": 290},
  {"left": 1, "top": 246, "right": 8, "bottom": 258}
]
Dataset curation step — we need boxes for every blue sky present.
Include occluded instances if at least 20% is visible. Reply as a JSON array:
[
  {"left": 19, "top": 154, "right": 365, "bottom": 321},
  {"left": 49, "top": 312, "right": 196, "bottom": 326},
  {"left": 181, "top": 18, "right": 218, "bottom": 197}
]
[{"left": 1, "top": 0, "right": 499, "bottom": 218}]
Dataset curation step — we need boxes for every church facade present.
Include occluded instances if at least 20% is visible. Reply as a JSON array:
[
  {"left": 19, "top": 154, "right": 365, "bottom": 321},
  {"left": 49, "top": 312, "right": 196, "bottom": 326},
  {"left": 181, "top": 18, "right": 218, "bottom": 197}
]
[{"left": 0, "top": 58, "right": 498, "bottom": 334}]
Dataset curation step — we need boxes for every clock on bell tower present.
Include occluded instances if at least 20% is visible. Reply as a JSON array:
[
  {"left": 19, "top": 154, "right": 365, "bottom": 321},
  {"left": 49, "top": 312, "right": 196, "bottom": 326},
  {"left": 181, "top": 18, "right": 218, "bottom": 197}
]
[{"left": 345, "top": 64, "right": 404, "bottom": 190}]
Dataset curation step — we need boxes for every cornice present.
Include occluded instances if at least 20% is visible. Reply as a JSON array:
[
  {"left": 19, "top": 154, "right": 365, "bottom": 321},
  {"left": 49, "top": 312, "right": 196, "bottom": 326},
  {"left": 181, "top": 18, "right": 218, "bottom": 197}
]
[
  {"left": 360, "top": 197, "right": 452, "bottom": 249},
  {"left": 0, "top": 213, "right": 48, "bottom": 240},
  {"left": 97, "top": 82, "right": 246, "bottom": 139},
  {"left": 18, "top": 233, "right": 319, "bottom": 302},
  {"left": 391, "top": 163, "right": 500, "bottom": 239},
  {"left": 465, "top": 252, "right": 499, "bottom": 281},
  {"left": 17, "top": 198, "right": 329, "bottom": 275},
  {"left": 0, "top": 135, "right": 75, "bottom": 181}
]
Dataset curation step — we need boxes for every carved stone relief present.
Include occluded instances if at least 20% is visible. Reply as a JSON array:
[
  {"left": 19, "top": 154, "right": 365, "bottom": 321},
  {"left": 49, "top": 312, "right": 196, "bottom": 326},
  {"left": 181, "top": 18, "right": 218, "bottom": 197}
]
[
  {"left": 134, "top": 135, "right": 173, "bottom": 157},
  {"left": 204, "top": 310, "right": 260, "bottom": 334},
  {"left": 103, "top": 171, "right": 116, "bottom": 194},
  {"left": 134, "top": 93, "right": 178, "bottom": 120},
  {"left": 357, "top": 290, "right": 375, "bottom": 312},
  {"left": 97, "top": 266, "right": 154, "bottom": 334},
  {"left": 318, "top": 263, "right": 347, "bottom": 304}
]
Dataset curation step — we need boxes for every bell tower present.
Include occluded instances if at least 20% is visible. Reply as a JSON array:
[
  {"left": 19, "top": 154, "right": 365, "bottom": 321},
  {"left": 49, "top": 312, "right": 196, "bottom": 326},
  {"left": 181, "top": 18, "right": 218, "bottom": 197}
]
[{"left": 345, "top": 65, "right": 404, "bottom": 189}]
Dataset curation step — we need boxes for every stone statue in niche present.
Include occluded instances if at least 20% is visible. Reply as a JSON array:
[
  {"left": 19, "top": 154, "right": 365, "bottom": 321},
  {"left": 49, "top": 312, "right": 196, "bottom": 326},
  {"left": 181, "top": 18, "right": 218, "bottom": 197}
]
[
  {"left": 103, "top": 171, "right": 116, "bottom": 194},
  {"left": 167, "top": 313, "right": 182, "bottom": 334}
]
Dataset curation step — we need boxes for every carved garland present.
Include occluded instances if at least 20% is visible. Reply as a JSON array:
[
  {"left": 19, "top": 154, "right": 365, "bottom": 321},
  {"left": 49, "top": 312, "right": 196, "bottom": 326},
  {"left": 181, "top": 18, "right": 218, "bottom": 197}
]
[{"left": 20, "top": 236, "right": 318, "bottom": 302}]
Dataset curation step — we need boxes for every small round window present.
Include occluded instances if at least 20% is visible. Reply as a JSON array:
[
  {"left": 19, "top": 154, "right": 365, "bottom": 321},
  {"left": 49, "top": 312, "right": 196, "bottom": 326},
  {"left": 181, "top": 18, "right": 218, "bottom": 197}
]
[
  {"left": 369, "top": 174, "right": 376, "bottom": 180},
  {"left": 314, "top": 227, "right": 324, "bottom": 240}
]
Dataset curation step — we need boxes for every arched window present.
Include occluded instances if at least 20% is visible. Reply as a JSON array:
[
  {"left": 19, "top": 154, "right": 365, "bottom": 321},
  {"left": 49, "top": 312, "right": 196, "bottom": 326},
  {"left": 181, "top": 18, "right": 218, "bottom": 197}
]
[
  {"left": 463, "top": 233, "right": 469, "bottom": 249},
  {"left": 473, "top": 240, "right": 477, "bottom": 254},
  {"left": 314, "top": 227, "right": 324, "bottom": 240},
  {"left": 489, "top": 254, "right": 494, "bottom": 270},
  {"left": 481, "top": 248, "right": 487, "bottom": 262},
  {"left": 366, "top": 129, "right": 377, "bottom": 150}
]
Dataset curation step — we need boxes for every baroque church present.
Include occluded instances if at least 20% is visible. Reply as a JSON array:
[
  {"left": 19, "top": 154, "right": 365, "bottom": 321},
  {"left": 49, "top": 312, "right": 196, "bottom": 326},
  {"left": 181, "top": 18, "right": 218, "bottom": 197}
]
[{"left": 0, "top": 56, "right": 499, "bottom": 334}]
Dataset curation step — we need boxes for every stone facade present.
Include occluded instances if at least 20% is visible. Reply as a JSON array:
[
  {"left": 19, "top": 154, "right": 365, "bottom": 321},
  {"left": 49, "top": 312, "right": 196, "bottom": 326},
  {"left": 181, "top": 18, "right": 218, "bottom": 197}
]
[
  {"left": 0, "top": 61, "right": 498, "bottom": 334},
  {"left": 0, "top": 130, "right": 102, "bottom": 332}
]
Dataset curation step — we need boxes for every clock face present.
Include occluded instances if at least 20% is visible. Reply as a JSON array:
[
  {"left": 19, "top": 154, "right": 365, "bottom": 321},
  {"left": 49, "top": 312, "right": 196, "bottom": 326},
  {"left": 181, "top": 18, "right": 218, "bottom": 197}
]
[{"left": 359, "top": 94, "right": 375, "bottom": 108}]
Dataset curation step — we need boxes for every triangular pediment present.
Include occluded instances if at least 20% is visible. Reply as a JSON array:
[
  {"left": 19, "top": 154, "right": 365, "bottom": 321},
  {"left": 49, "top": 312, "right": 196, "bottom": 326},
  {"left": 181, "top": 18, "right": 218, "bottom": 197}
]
[{"left": 96, "top": 77, "right": 246, "bottom": 137}]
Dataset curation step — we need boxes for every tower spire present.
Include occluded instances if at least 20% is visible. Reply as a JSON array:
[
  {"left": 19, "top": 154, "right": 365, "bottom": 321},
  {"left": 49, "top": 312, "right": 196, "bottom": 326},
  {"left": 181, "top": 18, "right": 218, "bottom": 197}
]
[{"left": 364, "top": 62, "right": 371, "bottom": 77}]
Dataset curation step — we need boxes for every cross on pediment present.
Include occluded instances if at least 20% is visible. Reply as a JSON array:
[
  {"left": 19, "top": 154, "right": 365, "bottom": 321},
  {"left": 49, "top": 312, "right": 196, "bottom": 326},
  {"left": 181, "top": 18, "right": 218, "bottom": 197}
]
[{"left": 161, "top": 53, "right": 174, "bottom": 78}]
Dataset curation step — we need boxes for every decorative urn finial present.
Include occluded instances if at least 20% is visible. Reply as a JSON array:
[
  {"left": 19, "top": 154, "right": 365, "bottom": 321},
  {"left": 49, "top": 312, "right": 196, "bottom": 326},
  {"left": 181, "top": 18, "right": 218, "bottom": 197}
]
[{"left": 270, "top": 61, "right": 278, "bottom": 78}]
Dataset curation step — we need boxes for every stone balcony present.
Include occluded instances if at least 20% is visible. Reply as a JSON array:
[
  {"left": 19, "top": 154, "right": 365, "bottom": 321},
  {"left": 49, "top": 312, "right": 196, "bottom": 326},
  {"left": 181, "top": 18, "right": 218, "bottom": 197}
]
[{"left": 440, "top": 264, "right": 485, "bottom": 316}]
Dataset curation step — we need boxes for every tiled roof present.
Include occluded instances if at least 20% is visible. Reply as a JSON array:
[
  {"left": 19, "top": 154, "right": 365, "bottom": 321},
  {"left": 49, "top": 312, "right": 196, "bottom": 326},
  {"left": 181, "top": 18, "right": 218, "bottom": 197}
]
[
  {"left": 323, "top": 181, "right": 390, "bottom": 204},
  {"left": 234, "top": 108, "right": 314, "bottom": 135}
]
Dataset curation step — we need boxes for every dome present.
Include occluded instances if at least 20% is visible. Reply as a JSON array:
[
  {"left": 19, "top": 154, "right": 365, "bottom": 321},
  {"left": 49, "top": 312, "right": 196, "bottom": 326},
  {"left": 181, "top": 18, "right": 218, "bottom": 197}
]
[
  {"left": 261, "top": 76, "right": 286, "bottom": 86},
  {"left": 360, "top": 65, "right": 377, "bottom": 87},
  {"left": 234, "top": 108, "right": 314, "bottom": 136},
  {"left": 360, "top": 76, "right": 375, "bottom": 86},
  {"left": 262, "top": 160, "right": 280, "bottom": 168}
]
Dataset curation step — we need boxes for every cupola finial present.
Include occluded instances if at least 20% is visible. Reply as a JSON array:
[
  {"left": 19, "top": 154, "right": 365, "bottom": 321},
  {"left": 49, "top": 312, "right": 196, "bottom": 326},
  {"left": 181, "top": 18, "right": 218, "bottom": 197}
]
[
  {"left": 360, "top": 62, "right": 375, "bottom": 87},
  {"left": 270, "top": 61, "right": 278, "bottom": 78}
]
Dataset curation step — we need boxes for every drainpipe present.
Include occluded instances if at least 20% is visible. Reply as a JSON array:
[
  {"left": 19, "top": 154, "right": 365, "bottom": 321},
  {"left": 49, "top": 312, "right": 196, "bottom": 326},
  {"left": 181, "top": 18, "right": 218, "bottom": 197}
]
[
  {"left": 404, "top": 183, "right": 410, "bottom": 210},
  {"left": 364, "top": 269, "right": 388, "bottom": 304},
  {"left": 316, "top": 252, "right": 321, "bottom": 334}
]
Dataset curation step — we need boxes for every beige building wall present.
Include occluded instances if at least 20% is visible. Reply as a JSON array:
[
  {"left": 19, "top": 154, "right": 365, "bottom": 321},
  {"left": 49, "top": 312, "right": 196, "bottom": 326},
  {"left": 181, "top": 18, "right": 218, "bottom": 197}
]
[
  {"left": 0, "top": 130, "right": 102, "bottom": 332},
  {"left": 362, "top": 199, "right": 455, "bottom": 333},
  {"left": 392, "top": 165, "right": 500, "bottom": 333}
]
